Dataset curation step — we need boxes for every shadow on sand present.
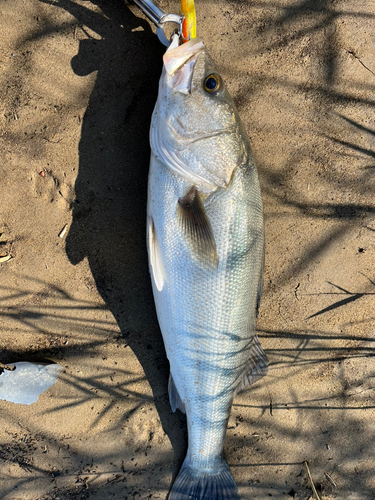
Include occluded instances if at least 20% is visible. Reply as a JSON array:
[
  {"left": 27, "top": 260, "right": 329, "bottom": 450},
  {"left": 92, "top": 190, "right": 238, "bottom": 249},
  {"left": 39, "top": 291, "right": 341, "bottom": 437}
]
[{"left": 41, "top": 0, "right": 188, "bottom": 488}]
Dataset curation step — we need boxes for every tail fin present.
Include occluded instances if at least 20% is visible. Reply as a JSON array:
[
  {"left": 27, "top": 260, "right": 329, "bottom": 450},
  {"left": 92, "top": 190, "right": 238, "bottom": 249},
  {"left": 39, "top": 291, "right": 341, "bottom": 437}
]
[{"left": 170, "top": 459, "right": 241, "bottom": 500}]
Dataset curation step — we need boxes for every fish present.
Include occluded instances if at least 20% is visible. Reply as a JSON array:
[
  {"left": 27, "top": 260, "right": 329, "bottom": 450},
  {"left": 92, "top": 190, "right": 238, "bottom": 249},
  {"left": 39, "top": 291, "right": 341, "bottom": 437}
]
[{"left": 147, "top": 34, "right": 268, "bottom": 500}]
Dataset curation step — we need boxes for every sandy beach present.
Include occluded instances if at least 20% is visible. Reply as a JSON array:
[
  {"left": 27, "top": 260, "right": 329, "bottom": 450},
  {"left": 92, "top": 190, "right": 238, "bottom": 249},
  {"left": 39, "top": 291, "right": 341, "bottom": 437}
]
[{"left": 1, "top": 1, "right": 374, "bottom": 499}]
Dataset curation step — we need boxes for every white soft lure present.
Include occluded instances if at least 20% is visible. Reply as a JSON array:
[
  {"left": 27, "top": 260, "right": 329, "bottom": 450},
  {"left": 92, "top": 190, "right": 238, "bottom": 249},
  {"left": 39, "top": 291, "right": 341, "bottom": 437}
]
[
  {"left": 147, "top": 35, "right": 267, "bottom": 500},
  {"left": 0, "top": 362, "right": 63, "bottom": 405}
]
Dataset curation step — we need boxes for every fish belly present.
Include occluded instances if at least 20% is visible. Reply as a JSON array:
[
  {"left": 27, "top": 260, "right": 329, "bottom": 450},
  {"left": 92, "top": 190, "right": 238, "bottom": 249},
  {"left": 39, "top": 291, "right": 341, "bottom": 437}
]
[{"left": 147, "top": 151, "right": 264, "bottom": 471}]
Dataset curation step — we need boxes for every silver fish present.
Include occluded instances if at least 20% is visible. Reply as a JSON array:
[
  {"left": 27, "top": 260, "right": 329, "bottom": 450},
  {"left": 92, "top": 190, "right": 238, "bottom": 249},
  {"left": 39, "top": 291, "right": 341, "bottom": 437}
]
[{"left": 147, "top": 35, "right": 268, "bottom": 500}]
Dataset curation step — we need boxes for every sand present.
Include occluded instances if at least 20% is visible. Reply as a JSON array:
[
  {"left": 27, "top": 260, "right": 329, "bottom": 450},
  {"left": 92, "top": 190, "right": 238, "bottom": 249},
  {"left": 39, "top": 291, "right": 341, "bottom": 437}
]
[{"left": 0, "top": 1, "right": 374, "bottom": 499}]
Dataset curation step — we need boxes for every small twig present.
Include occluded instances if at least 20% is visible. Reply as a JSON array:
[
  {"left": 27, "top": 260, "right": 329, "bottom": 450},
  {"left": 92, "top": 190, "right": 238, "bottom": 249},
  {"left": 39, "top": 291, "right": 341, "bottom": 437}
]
[
  {"left": 325, "top": 472, "right": 337, "bottom": 488},
  {"left": 347, "top": 50, "right": 375, "bottom": 76},
  {"left": 303, "top": 461, "right": 321, "bottom": 500},
  {"left": 58, "top": 224, "right": 68, "bottom": 238},
  {"left": 0, "top": 254, "right": 12, "bottom": 263}
]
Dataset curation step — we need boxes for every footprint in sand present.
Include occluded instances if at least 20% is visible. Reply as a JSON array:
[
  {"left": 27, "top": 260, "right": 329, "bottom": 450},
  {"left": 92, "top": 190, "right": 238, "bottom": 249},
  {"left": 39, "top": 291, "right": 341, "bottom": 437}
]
[{"left": 33, "top": 169, "right": 74, "bottom": 212}]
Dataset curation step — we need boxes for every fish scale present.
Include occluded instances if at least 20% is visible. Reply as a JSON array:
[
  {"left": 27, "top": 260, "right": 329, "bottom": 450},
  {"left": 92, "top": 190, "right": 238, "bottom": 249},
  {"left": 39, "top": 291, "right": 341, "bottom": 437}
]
[{"left": 147, "top": 35, "right": 267, "bottom": 500}]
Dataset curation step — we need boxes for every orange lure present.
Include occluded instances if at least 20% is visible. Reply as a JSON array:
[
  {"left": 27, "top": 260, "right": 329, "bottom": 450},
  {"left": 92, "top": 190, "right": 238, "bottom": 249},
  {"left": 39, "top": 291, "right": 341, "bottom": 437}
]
[{"left": 181, "top": 0, "right": 196, "bottom": 42}]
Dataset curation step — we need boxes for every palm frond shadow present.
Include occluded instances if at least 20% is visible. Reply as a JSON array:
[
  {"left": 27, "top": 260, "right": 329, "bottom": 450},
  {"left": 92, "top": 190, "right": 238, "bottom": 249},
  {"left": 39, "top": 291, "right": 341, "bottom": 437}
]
[
  {"left": 322, "top": 114, "right": 375, "bottom": 173},
  {"left": 306, "top": 276, "right": 375, "bottom": 319}
]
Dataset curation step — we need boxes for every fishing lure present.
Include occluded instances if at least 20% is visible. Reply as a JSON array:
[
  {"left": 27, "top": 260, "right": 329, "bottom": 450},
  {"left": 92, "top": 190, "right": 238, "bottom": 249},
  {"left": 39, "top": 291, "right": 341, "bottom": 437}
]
[{"left": 181, "top": 0, "right": 196, "bottom": 42}]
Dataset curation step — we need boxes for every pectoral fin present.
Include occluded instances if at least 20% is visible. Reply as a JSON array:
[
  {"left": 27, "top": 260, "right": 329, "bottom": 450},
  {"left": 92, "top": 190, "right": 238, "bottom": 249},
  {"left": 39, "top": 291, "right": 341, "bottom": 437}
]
[
  {"left": 177, "top": 187, "right": 218, "bottom": 268},
  {"left": 168, "top": 373, "right": 185, "bottom": 413},
  {"left": 147, "top": 216, "right": 164, "bottom": 292},
  {"left": 237, "top": 335, "right": 268, "bottom": 392}
]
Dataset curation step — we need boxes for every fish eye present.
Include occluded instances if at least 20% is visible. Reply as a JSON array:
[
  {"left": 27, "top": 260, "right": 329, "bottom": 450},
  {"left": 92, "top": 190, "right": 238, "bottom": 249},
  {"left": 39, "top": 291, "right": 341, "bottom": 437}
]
[{"left": 203, "top": 73, "right": 222, "bottom": 94}]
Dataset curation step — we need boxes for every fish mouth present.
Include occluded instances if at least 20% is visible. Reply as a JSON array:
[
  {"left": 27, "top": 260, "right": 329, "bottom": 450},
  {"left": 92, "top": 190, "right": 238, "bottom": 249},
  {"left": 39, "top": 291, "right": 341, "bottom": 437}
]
[
  {"left": 163, "top": 37, "right": 205, "bottom": 75},
  {"left": 163, "top": 37, "right": 205, "bottom": 94}
]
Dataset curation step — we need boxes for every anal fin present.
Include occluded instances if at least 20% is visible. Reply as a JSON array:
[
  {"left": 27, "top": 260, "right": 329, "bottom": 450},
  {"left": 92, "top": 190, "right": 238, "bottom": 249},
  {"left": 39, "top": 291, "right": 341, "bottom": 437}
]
[
  {"left": 237, "top": 334, "right": 268, "bottom": 392},
  {"left": 168, "top": 373, "right": 185, "bottom": 413},
  {"left": 177, "top": 187, "right": 218, "bottom": 268}
]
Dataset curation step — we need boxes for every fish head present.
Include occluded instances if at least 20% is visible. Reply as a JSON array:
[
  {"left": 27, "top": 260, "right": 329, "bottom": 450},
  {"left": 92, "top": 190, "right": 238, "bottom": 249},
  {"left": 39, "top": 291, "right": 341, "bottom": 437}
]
[{"left": 151, "top": 36, "right": 248, "bottom": 193}]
